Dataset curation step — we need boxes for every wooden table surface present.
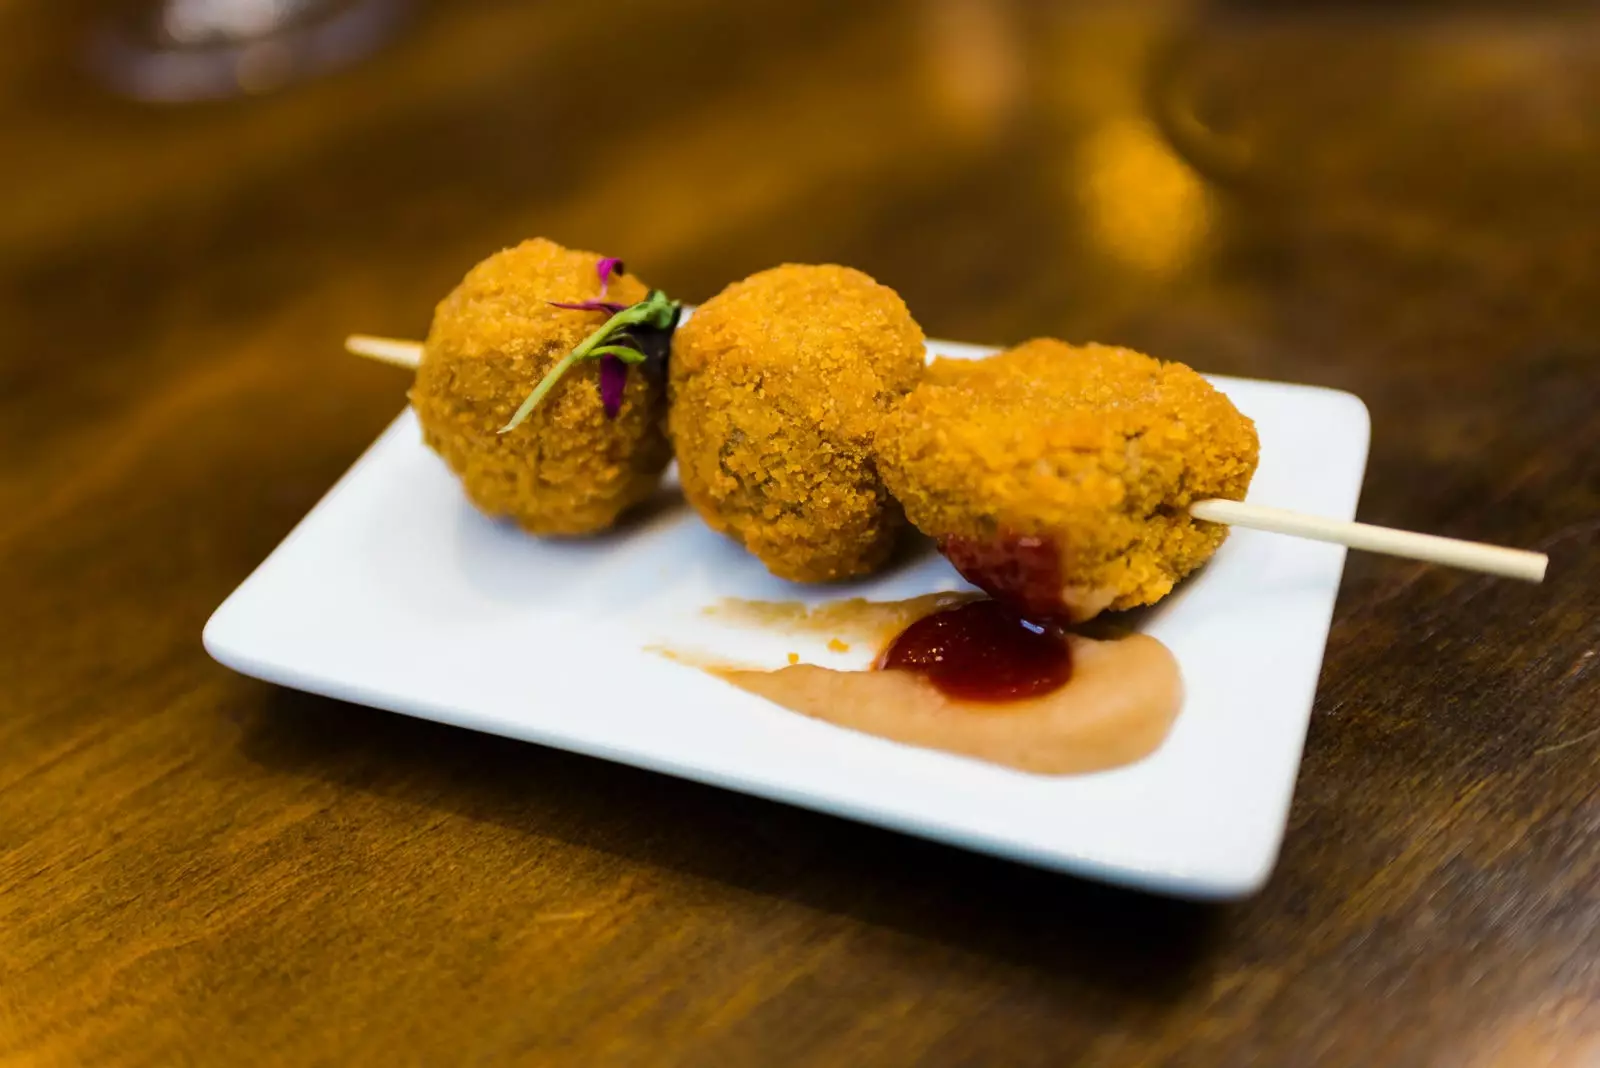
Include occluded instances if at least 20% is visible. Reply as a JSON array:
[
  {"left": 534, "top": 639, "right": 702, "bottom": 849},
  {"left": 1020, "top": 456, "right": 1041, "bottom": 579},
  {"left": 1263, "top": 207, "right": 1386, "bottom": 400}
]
[{"left": 3, "top": 1, "right": 1598, "bottom": 1064}]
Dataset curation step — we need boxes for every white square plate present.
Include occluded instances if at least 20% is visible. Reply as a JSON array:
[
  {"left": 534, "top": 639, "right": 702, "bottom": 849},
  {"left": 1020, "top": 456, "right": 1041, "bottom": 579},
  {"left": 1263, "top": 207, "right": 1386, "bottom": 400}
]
[{"left": 205, "top": 339, "right": 1369, "bottom": 899}]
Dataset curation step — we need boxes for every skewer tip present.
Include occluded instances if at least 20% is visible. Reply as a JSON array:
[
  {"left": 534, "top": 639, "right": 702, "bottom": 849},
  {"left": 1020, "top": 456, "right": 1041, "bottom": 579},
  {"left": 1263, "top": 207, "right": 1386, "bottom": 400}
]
[{"left": 346, "top": 334, "right": 424, "bottom": 370}]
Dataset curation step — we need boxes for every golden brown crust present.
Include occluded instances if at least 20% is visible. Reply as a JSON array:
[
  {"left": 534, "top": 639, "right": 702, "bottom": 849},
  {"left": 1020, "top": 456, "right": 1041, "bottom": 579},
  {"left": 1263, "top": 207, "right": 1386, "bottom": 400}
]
[
  {"left": 875, "top": 339, "right": 1260, "bottom": 614},
  {"left": 409, "top": 238, "right": 671, "bottom": 535},
  {"left": 668, "top": 264, "right": 926, "bottom": 582}
]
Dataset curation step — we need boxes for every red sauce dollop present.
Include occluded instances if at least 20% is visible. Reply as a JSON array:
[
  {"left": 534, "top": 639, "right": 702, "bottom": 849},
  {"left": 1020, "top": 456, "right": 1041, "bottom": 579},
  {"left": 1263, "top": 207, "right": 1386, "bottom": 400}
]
[
  {"left": 938, "top": 534, "right": 1066, "bottom": 620},
  {"left": 879, "top": 599, "right": 1072, "bottom": 703}
]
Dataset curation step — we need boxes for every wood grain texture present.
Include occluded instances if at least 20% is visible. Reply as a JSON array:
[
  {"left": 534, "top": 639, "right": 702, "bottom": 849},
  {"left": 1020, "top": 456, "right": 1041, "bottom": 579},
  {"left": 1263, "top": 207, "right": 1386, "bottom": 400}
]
[{"left": 2, "top": 1, "right": 1598, "bottom": 1065}]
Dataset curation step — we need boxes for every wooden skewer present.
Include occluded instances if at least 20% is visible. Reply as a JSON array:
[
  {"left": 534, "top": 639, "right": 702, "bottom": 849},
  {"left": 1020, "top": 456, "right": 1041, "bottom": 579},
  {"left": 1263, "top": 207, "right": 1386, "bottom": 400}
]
[
  {"left": 1189, "top": 499, "right": 1547, "bottom": 583},
  {"left": 347, "top": 334, "right": 423, "bottom": 369},
  {"left": 345, "top": 334, "right": 1549, "bottom": 584}
]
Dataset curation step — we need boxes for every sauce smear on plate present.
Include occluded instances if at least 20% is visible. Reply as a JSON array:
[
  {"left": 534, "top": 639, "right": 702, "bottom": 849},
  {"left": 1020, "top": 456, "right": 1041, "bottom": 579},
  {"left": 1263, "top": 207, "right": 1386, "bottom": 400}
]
[{"left": 711, "top": 597, "right": 1184, "bottom": 775}]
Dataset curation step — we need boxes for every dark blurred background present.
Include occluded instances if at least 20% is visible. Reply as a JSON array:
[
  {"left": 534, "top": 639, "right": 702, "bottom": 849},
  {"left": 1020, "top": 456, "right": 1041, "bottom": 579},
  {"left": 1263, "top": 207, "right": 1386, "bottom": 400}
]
[{"left": 2, "top": 2, "right": 1598, "bottom": 1065}]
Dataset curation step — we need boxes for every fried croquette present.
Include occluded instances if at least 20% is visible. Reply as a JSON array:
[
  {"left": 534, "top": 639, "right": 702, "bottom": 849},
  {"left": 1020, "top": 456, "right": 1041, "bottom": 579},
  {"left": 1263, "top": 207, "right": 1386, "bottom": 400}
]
[
  {"left": 410, "top": 238, "right": 671, "bottom": 536},
  {"left": 875, "top": 339, "right": 1259, "bottom": 621},
  {"left": 669, "top": 264, "right": 926, "bottom": 582}
]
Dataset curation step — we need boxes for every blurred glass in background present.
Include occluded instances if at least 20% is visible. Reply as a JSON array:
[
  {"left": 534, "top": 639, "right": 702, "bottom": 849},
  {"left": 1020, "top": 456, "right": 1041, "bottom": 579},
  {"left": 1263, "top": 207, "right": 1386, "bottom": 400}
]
[{"left": 89, "top": 0, "right": 409, "bottom": 101}]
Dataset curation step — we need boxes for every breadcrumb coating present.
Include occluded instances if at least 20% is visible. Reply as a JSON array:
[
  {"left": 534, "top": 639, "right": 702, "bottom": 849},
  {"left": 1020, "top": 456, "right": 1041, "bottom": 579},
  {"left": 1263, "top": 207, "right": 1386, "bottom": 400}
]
[
  {"left": 669, "top": 265, "right": 926, "bottom": 582},
  {"left": 410, "top": 238, "right": 671, "bottom": 535},
  {"left": 875, "top": 339, "right": 1259, "bottom": 619}
]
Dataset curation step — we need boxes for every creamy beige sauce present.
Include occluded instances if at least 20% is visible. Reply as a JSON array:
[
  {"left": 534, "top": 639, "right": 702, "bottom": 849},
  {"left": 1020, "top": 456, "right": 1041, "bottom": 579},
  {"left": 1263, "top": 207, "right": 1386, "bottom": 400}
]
[
  {"left": 717, "top": 633, "right": 1182, "bottom": 776},
  {"left": 662, "top": 594, "right": 1183, "bottom": 775},
  {"left": 700, "top": 592, "right": 980, "bottom": 653}
]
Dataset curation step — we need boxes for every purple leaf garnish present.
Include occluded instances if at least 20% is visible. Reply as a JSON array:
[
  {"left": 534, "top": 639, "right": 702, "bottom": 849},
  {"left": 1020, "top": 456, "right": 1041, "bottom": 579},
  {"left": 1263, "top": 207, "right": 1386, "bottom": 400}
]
[
  {"left": 626, "top": 300, "right": 684, "bottom": 382},
  {"left": 598, "top": 354, "right": 629, "bottom": 418},
  {"left": 547, "top": 299, "right": 630, "bottom": 314},
  {"left": 545, "top": 254, "right": 629, "bottom": 314},
  {"left": 596, "top": 257, "right": 625, "bottom": 293}
]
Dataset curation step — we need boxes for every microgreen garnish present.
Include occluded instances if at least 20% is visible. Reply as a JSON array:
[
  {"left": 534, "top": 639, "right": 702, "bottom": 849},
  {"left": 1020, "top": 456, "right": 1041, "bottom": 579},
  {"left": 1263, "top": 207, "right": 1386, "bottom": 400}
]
[{"left": 499, "top": 286, "right": 681, "bottom": 432}]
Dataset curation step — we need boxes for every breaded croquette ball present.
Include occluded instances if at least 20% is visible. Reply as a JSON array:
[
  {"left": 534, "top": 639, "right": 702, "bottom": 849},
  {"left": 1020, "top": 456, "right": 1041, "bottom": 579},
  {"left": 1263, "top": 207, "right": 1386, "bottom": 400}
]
[
  {"left": 669, "top": 265, "right": 927, "bottom": 582},
  {"left": 875, "top": 339, "right": 1259, "bottom": 621},
  {"left": 410, "top": 238, "right": 671, "bottom": 535}
]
